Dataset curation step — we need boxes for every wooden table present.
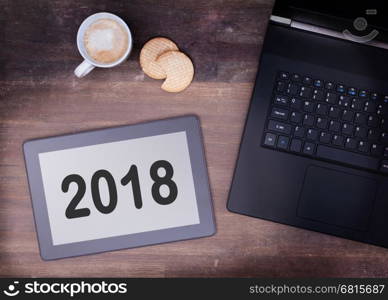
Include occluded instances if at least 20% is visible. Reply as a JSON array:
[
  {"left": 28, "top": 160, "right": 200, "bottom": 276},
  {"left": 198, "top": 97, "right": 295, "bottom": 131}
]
[{"left": 1, "top": 0, "right": 388, "bottom": 278}]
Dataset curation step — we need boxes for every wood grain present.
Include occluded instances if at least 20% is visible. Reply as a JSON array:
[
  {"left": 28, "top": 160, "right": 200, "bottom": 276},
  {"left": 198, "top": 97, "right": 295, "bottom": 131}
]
[{"left": 1, "top": 0, "right": 388, "bottom": 277}]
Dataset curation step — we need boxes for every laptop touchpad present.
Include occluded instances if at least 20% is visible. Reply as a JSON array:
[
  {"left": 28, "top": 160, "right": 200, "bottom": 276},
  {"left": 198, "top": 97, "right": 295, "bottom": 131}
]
[{"left": 297, "top": 166, "right": 378, "bottom": 231}]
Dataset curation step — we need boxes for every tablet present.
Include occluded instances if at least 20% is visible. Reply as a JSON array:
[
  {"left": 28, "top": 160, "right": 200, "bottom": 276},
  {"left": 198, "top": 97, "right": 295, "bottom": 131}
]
[{"left": 23, "top": 115, "right": 215, "bottom": 260}]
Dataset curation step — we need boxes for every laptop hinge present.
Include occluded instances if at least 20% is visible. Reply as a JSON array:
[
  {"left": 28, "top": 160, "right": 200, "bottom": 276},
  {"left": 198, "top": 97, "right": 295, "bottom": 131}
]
[
  {"left": 270, "top": 15, "right": 388, "bottom": 51},
  {"left": 270, "top": 15, "right": 291, "bottom": 26}
]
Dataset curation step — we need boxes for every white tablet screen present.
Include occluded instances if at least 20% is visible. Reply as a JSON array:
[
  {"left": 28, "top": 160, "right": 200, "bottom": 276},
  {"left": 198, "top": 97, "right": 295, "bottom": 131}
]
[{"left": 38, "top": 131, "right": 200, "bottom": 245}]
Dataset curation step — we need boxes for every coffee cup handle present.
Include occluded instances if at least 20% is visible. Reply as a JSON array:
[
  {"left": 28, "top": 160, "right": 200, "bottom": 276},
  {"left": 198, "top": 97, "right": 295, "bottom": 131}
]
[{"left": 74, "top": 60, "right": 95, "bottom": 78}]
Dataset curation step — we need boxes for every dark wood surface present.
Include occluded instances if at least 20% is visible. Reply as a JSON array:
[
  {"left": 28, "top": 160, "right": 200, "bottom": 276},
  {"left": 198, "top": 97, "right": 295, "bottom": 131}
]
[{"left": 1, "top": 0, "right": 388, "bottom": 277}]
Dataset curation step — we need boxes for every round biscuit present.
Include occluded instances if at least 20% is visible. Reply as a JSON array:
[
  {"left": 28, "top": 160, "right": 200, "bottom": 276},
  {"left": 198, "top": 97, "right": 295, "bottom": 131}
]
[
  {"left": 140, "top": 37, "right": 179, "bottom": 79},
  {"left": 156, "top": 50, "right": 194, "bottom": 93}
]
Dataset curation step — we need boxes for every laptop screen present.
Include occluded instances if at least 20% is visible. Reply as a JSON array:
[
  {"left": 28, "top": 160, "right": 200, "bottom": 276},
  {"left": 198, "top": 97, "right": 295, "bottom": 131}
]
[{"left": 273, "top": 0, "right": 388, "bottom": 42}]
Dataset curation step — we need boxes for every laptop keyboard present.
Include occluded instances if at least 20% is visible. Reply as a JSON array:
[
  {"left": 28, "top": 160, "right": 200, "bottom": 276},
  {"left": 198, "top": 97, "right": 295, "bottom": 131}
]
[{"left": 262, "top": 71, "right": 388, "bottom": 174}]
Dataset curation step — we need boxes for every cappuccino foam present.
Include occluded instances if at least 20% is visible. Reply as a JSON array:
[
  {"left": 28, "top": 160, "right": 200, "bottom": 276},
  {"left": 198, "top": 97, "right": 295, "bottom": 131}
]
[{"left": 84, "top": 19, "right": 128, "bottom": 64}]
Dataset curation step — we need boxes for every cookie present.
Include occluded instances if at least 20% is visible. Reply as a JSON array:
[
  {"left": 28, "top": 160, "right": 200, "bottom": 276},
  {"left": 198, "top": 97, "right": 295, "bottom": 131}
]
[
  {"left": 140, "top": 37, "right": 179, "bottom": 79},
  {"left": 156, "top": 50, "right": 194, "bottom": 93}
]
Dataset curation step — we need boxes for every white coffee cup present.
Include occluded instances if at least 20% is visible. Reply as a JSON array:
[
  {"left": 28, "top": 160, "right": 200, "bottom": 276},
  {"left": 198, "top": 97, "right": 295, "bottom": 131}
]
[{"left": 74, "top": 12, "right": 133, "bottom": 78}]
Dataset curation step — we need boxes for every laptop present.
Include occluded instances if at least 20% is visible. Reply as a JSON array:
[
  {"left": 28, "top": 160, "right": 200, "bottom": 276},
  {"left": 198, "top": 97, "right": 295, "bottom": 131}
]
[{"left": 228, "top": 0, "right": 388, "bottom": 248}]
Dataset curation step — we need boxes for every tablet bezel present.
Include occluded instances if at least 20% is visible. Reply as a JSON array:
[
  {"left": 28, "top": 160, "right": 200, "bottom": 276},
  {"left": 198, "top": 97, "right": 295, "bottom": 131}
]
[{"left": 23, "top": 115, "right": 215, "bottom": 260}]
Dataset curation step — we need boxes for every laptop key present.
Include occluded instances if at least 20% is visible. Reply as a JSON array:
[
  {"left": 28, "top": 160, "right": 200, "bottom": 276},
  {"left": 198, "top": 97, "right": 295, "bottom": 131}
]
[
  {"left": 364, "top": 101, "right": 377, "bottom": 113},
  {"left": 380, "top": 161, "right": 388, "bottom": 173},
  {"left": 317, "top": 145, "right": 379, "bottom": 170},
  {"left": 290, "top": 139, "right": 303, "bottom": 152},
  {"left": 329, "top": 106, "right": 341, "bottom": 118},
  {"left": 276, "top": 81, "right": 286, "bottom": 92},
  {"left": 312, "top": 89, "right": 325, "bottom": 101},
  {"left": 291, "top": 73, "right": 301, "bottom": 82},
  {"left": 287, "top": 83, "right": 299, "bottom": 95},
  {"left": 371, "top": 144, "right": 384, "bottom": 156},
  {"left": 355, "top": 126, "right": 367, "bottom": 138},
  {"left": 325, "top": 92, "right": 337, "bottom": 104},
  {"left": 342, "top": 109, "right": 354, "bottom": 122},
  {"left": 268, "top": 120, "right": 291, "bottom": 134},
  {"left": 336, "top": 84, "right": 345, "bottom": 93},
  {"left": 368, "top": 128, "right": 381, "bottom": 141},
  {"left": 358, "top": 141, "right": 370, "bottom": 153},
  {"left": 345, "top": 137, "right": 357, "bottom": 149},
  {"left": 329, "top": 120, "right": 341, "bottom": 132},
  {"left": 359, "top": 90, "right": 368, "bottom": 98},
  {"left": 307, "top": 129, "right": 319, "bottom": 141},
  {"left": 303, "top": 114, "right": 315, "bottom": 126},
  {"left": 332, "top": 134, "right": 344, "bottom": 147},
  {"left": 290, "top": 111, "right": 302, "bottom": 123},
  {"left": 314, "top": 79, "right": 323, "bottom": 88},
  {"left": 382, "top": 119, "right": 388, "bottom": 131},
  {"left": 338, "top": 95, "right": 351, "bottom": 107},
  {"left": 325, "top": 82, "right": 334, "bottom": 90},
  {"left": 294, "top": 126, "right": 305, "bottom": 138},
  {"left": 274, "top": 95, "right": 289, "bottom": 106},
  {"left": 347, "top": 87, "right": 357, "bottom": 96},
  {"left": 303, "top": 101, "right": 314, "bottom": 112},
  {"left": 370, "top": 92, "right": 379, "bottom": 100},
  {"left": 277, "top": 136, "right": 289, "bottom": 149},
  {"left": 264, "top": 133, "right": 277, "bottom": 147},
  {"left": 278, "top": 71, "right": 289, "bottom": 80},
  {"left": 351, "top": 98, "right": 364, "bottom": 110},
  {"left": 316, "top": 103, "right": 328, "bottom": 115},
  {"left": 300, "top": 86, "right": 313, "bottom": 98},
  {"left": 355, "top": 112, "right": 367, "bottom": 125},
  {"left": 303, "top": 76, "right": 313, "bottom": 85},
  {"left": 271, "top": 107, "right": 289, "bottom": 120},
  {"left": 380, "top": 103, "right": 388, "bottom": 114},
  {"left": 342, "top": 123, "right": 354, "bottom": 136},
  {"left": 303, "top": 142, "right": 315, "bottom": 155},
  {"left": 290, "top": 97, "right": 302, "bottom": 109},
  {"left": 381, "top": 132, "right": 388, "bottom": 144},
  {"left": 377, "top": 104, "right": 388, "bottom": 115},
  {"left": 384, "top": 147, "right": 388, "bottom": 157},
  {"left": 316, "top": 117, "right": 328, "bottom": 129},
  {"left": 367, "top": 115, "right": 379, "bottom": 128},
  {"left": 320, "top": 132, "right": 331, "bottom": 143}
]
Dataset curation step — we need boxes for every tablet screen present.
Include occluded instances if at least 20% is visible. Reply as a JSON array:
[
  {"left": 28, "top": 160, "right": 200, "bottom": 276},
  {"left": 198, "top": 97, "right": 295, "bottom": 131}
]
[{"left": 38, "top": 131, "right": 200, "bottom": 246}]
